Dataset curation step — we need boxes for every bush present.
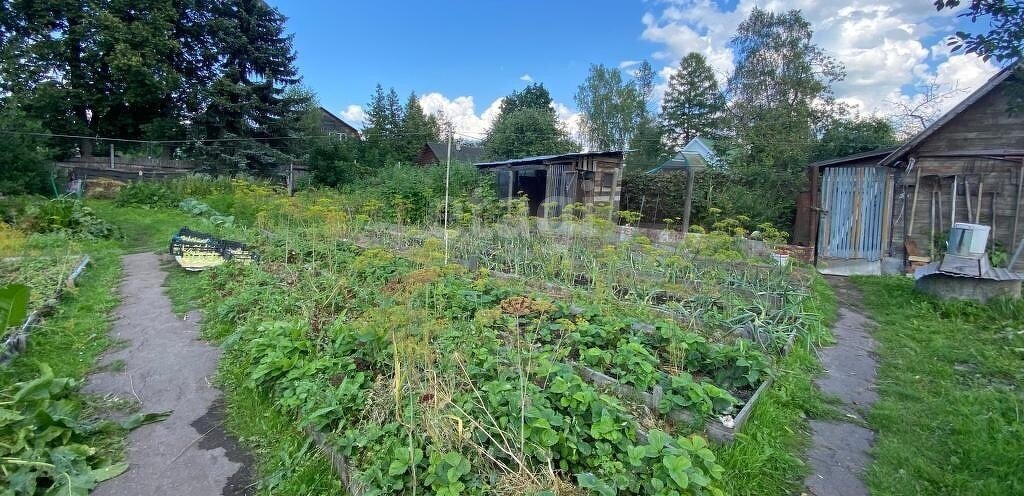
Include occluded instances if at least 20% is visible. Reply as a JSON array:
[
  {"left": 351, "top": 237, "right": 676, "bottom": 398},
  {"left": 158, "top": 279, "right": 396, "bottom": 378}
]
[
  {"left": 19, "top": 197, "right": 116, "bottom": 239},
  {"left": 114, "top": 181, "right": 182, "bottom": 208},
  {"left": 166, "top": 174, "right": 235, "bottom": 198},
  {"left": 342, "top": 163, "right": 489, "bottom": 224}
]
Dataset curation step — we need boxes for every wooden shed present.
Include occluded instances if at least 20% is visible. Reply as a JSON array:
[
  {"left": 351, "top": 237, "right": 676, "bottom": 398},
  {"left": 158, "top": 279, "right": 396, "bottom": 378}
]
[
  {"left": 475, "top": 151, "right": 625, "bottom": 218},
  {"left": 807, "top": 64, "right": 1024, "bottom": 273}
]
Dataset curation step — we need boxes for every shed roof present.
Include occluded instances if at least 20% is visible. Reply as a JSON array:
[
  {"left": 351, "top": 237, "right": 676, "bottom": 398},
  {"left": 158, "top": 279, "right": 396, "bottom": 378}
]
[
  {"left": 879, "top": 63, "right": 1019, "bottom": 166},
  {"left": 807, "top": 147, "right": 899, "bottom": 169},
  {"left": 424, "top": 142, "right": 485, "bottom": 163},
  {"left": 475, "top": 150, "right": 624, "bottom": 169}
]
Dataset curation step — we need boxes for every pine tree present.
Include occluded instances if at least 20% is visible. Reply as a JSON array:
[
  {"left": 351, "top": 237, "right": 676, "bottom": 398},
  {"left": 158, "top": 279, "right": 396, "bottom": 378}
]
[
  {"left": 660, "top": 53, "right": 725, "bottom": 150},
  {"left": 0, "top": 0, "right": 193, "bottom": 153},
  {"left": 197, "top": 0, "right": 307, "bottom": 175}
]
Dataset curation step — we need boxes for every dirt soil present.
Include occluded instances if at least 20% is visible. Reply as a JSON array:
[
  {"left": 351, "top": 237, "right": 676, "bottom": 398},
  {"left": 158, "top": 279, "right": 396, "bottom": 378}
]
[
  {"left": 85, "top": 252, "right": 252, "bottom": 495},
  {"left": 804, "top": 276, "right": 878, "bottom": 496}
]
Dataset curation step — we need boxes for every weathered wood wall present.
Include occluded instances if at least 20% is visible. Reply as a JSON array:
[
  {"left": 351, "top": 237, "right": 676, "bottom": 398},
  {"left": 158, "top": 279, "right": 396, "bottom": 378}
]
[
  {"left": 888, "top": 82, "right": 1024, "bottom": 271},
  {"left": 916, "top": 84, "right": 1024, "bottom": 154},
  {"left": 891, "top": 158, "right": 1023, "bottom": 270}
]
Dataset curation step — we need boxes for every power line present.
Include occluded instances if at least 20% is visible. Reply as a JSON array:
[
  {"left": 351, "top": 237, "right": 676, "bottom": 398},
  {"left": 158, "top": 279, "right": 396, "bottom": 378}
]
[{"left": 0, "top": 128, "right": 901, "bottom": 149}]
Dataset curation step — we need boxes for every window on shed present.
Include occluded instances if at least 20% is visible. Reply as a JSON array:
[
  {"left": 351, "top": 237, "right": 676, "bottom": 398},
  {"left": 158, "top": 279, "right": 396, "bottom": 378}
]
[{"left": 600, "top": 172, "right": 615, "bottom": 192}]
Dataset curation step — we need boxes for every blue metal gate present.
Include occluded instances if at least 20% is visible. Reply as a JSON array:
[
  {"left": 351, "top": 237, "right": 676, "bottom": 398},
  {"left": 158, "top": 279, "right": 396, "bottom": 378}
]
[{"left": 819, "top": 166, "right": 890, "bottom": 261}]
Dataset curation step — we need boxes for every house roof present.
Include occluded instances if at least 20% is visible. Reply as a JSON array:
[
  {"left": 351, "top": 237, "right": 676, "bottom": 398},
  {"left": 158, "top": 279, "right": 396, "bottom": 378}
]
[
  {"left": 647, "top": 137, "right": 720, "bottom": 173},
  {"left": 424, "top": 142, "right": 485, "bottom": 164},
  {"left": 879, "top": 63, "right": 1019, "bottom": 166},
  {"left": 647, "top": 152, "right": 709, "bottom": 173},
  {"left": 807, "top": 147, "right": 899, "bottom": 169},
  {"left": 318, "top": 106, "right": 360, "bottom": 136},
  {"left": 475, "top": 150, "right": 624, "bottom": 169}
]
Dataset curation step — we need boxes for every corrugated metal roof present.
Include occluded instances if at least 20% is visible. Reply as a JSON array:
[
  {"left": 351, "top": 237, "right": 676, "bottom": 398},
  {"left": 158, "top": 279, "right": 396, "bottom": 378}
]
[
  {"left": 474, "top": 150, "right": 624, "bottom": 168},
  {"left": 807, "top": 147, "right": 899, "bottom": 169},
  {"left": 425, "top": 142, "right": 484, "bottom": 163}
]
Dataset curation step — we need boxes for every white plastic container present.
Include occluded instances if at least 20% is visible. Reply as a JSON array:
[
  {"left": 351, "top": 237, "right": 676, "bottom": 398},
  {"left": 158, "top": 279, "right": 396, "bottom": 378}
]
[
  {"left": 947, "top": 222, "right": 990, "bottom": 256},
  {"left": 771, "top": 252, "right": 790, "bottom": 266}
]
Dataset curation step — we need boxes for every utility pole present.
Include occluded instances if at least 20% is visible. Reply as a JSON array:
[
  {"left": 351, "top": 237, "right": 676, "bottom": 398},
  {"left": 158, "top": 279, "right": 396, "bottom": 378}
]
[{"left": 443, "top": 124, "right": 453, "bottom": 265}]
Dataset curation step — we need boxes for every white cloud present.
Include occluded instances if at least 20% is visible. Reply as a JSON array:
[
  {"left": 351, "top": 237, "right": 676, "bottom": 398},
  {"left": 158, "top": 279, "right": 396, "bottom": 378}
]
[
  {"left": 340, "top": 105, "right": 367, "bottom": 128},
  {"left": 520, "top": 74, "right": 534, "bottom": 82},
  {"left": 419, "top": 93, "right": 503, "bottom": 138},
  {"left": 618, "top": 60, "right": 642, "bottom": 70},
  {"left": 640, "top": 0, "right": 1000, "bottom": 120},
  {"left": 552, "top": 102, "right": 584, "bottom": 144},
  {"left": 415, "top": 93, "right": 581, "bottom": 143}
]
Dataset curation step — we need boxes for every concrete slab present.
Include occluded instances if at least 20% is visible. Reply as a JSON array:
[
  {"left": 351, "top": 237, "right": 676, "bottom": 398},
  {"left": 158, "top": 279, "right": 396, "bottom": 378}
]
[{"left": 806, "top": 421, "right": 875, "bottom": 496}]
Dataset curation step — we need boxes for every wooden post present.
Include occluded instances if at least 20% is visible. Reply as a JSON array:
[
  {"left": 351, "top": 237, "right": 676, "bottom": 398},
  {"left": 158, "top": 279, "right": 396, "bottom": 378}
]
[
  {"left": 1013, "top": 161, "right": 1024, "bottom": 256},
  {"left": 506, "top": 169, "right": 514, "bottom": 200},
  {"left": 109, "top": 143, "right": 114, "bottom": 170},
  {"left": 951, "top": 175, "right": 958, "bottom": 226},
  {"left": 680, "top": 166, "right": 695, "bottom": 236},
  {"left": 908, "top": 166, "right": 921, "bottom": 236},
  {"left": 964, "top": 177, "right": 973, "bottom": 223},
  {"left": 974, "top": 180, "right": 983, "bottom": 224},
  {"left": 287, "top": 163, "right": 294, "bottom": 196},
  {"left": 608, "top": 167, "right": 621, "bottom": 220}
]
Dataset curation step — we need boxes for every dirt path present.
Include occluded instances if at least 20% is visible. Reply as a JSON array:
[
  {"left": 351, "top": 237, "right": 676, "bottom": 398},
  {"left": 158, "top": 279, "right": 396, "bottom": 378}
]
[
  {"left": 85, "top": 252, "right": 252, "bottom": 495},
  {"left": 804, "top": 276, "right": 878, "bottom": 496}
]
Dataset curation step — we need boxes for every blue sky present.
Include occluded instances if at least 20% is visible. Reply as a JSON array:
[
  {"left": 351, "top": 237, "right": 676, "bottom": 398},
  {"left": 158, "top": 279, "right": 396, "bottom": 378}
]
[{"left": 269, "top": 0, "right": 1002, "bottom": 137}]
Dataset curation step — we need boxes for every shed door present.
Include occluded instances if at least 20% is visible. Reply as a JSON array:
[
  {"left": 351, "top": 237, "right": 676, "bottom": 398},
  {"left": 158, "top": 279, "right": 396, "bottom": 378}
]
[
  {"left": 819, "top": 167, "right": 888, "bottom": 261},
  {"left": 545, "top": 164, "right": 572, "bottom": 217}
]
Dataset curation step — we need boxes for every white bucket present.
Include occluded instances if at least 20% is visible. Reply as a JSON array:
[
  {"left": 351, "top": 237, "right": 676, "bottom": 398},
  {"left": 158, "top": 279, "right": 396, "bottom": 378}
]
[
  {"left": 948, "top": 223, "right": 990, "bottom": 256},
  {"left": 771, "top": 252, "right": 790, "bottom": 266}
]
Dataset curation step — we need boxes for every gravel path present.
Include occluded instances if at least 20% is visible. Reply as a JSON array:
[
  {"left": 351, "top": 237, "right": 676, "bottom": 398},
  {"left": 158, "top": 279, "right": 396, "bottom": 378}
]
[
  {"left": 85, "top": 252, "right": 252, "bottom": 495},
  {"left": 804, "top": 277, "right": 878, "bottom": 496}
]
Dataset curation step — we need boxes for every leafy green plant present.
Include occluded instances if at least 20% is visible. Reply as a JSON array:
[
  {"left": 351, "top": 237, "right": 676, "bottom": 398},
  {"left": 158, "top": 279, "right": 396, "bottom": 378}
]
[
  {"left": 611, "top": 340, "right": 660, "bottom": 391},
  {"left": 0, "top": 364, "right": 169, "bottom": 495},
  {"left": 114, "top": 181, "right": 182, "bottom": 208},
  {"left": 660, "top": 373, "right": 739, "bottom": 418},
  {"left": 0, "top": 283, "right": 29, "bottom": 330},
  {"left": 19, "top": 198, "right": 116, "bottom": 239},
  {"left": 424, "top": 451, "right": 472, "bottom": 496}
]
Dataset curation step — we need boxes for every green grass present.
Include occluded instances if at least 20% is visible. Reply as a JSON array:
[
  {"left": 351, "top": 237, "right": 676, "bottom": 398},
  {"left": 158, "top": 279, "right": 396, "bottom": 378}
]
[
  {"left": 216, "top": 348, "right": 344, "bottom": 495},
  {"left": 0, "top": 238, "right": 122, "bottom": 387},
  {"left": 714, "top": 274, "right": 840, "bottom": 495},
  {"left": 88, "top": 200, "right": 196, "bottom": 251},
  {"left": 854, "top": 276, "right": 1024, "bottom": 495}
]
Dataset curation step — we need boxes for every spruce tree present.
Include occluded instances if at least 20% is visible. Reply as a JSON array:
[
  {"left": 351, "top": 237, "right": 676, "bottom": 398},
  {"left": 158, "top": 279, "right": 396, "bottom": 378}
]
[
  {"left": 362, "top": 84, "right": 407, "bottom": 165},
  {"left": 198, "top": 0, "right": 307, "bottom": 175},
  {"left": 660, "top": 53, "right": 725, "bottom": 150},
  {"left": 400, "top": 92, "right": 440, "bottom": 163}
]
